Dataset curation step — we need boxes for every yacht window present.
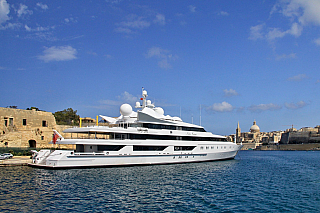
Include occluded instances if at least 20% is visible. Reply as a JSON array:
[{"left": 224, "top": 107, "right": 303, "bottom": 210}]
[
  {"left": 174, "top": 146, "right": 196, "bottom": 151},
  {"left": 133, "top": 146, "right": 167, "bottom": 151},
  {"left": 129, "top": 134, "right": 176, "bottom": 140},
  {"left": 76, "top": 145, "right": 84, "bottom": 152},
  {"left": 98, "top": 145, "right": 125, "bottom": 151},
  {"left": 142, "top": 123, "right": 206, "bottom": 132}
]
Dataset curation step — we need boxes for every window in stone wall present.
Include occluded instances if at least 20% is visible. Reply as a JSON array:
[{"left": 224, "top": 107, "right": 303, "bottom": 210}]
[
  {"left": 9, "top": 118, "right": 13, "bottom": 126},
  {"left": 42, "top": 120, "right": 47, "bottom": 127},
  {"left": 41, "top": 136, "right": 44, "bottom": 140},
  {"left": 23, "top": 119, "right": 27, "bottom": 126},
  {"left": 4, "top": 117, "right": 8, "bottom": 127}
]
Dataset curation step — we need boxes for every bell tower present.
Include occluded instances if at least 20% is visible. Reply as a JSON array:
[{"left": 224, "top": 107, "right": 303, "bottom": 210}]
[{"left": 236, "top": 121, "right": 241, "bottom": 143}]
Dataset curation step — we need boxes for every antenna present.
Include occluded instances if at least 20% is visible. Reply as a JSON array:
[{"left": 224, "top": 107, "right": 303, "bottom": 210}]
[{"left": 200, "top": 104, "right": 202, "bottom": 126}]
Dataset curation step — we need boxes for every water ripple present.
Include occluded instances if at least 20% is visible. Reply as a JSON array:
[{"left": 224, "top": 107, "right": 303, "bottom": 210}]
[{"left": 0, "top": 151, "right": 319, "bottom": 212}]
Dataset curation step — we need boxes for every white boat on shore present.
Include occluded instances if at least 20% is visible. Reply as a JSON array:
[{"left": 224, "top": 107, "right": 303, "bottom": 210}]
[{"left": 29, "top": 89, "right": 242, "bottom": 169}]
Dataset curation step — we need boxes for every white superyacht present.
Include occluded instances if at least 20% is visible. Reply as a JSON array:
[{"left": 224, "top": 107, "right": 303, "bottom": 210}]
[{"left": 29, "top": 89, "right": 242, "bottom": 169}]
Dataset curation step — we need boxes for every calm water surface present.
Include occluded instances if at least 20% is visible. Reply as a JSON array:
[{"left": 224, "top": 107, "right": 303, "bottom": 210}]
[{"left": 0, "top": 151, "right": 319, "bottom": 212}]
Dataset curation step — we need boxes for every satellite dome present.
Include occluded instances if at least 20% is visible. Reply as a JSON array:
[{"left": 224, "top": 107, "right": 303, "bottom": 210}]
[
  {"left": 120, "top": 104, "right": 132, "bottom": 116},
  {"left": 172, "top": 117, "right": 182, "bottom": 122},
  {"left": 154, "top": 107, "right": 164, "bottom": 115}
]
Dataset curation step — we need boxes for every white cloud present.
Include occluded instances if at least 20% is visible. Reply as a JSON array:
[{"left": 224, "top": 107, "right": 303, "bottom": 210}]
[
  {"left": 208, "top": 102, "right": 233, "bottom": 112},
  {"left": 146, "top": 47, "right": 178, "bottom": 69},
  {"left": 250, "top": 0, "right": 320, "bottom": 43},
  {"left": 289, "top": 22, "right": 303, "bottom": 37},
  {"left": 314, "top": 38, "right": 320, "bottom": 46},
  {"left": 285, "top": 101, "right": 307, "bottom": 109},
  {"left": 280, "top": 0, "right": 320, "bottom": 26},
  {"left": 0, "top": 22, "right": 21, "bottom": 30},
  {"left": 38, "top": 46, "right": 77, "bottom": 62},
  {"left": 218, "top": 11, "right": 229, "bottom": 16},
  {"left": 249, "top": 24, "right": 264, "bottom": 40},
  {"left": 25, "top": 24, "right": 49, "bottom": 32},
  {"left": 276, "top": 53, "right": 296, "bottom": 60},
  {"left": 248, "top": 103, "right": 281, "bottom": 112},
  {"left": 287, "top": 74, "right": 307, "bottom": 81},
  {"left": 223, "top": 89, "right": 239, "bottom": 97},
  {"left": 115, "top": 14, "right": 150, "bottom": 34},
  {"left": 0, "top": 0, "right": 10, "bottom": 25},
  {"left": 189, "top": 5, "right": 196, "bottom": 13},
  {"left": 100, "top": 91, "right": 139, "bottom": 107},
  {"left": 99, "top": 99, "right": 121, "bottom": 106},
  {"left": 36, "top": 3, "right": 48, "bottom": 10},
  {"left": 118, "top": 91, "right": 139, "bottom": 104},
  {"left": 17, "top": 4, "right": 33, "bottom": 17},
  {"left": 64, "top": 17, "right": 77, "bottom": 24},
  {"left": 154, "top": 13, "right": 165, "bottom": 25},
  {"left": 266, "top": 27, "right": 287, "bottom": 40}
]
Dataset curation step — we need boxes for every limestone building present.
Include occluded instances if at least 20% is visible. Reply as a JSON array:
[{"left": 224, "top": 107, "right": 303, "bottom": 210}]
[
  {"left": 0, "top": 107, "right": 71, "bottom": 148},
  {"left": 280, "top": 125, "right": 320, "bottom": 144},
  {"left": 233, "top": 120, "right": 283, "bottom": 149}
]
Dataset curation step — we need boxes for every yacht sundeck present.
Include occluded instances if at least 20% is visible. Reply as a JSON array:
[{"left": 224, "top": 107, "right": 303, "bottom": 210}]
[{"left": 29, "top": 89, "right": 242, "bottom": 169}]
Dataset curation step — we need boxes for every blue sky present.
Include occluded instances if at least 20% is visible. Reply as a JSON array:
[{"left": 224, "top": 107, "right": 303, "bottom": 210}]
[{"left": 1, "top": 0, "right": 320, "bottom": 135}]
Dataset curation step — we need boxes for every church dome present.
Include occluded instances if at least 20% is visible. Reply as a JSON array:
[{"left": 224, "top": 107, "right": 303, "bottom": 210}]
[{"left": 250, "top": 120, "right": 260, "bottom": 133}]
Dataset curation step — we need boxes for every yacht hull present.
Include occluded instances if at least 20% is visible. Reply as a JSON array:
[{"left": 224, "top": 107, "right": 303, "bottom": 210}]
[{"left": 28, "top": 146, "right": 242, "bottom": 169}]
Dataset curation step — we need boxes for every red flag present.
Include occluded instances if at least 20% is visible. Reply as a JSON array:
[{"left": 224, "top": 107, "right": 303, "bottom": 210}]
[
  {"left": 53, "top": 132, "right": 59, "bottom": 144},
  {"left": 140, "top": 98, "right": 143, "bottom": 100}
]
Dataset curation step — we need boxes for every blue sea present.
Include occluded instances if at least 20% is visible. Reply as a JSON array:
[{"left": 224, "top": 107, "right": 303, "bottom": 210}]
[{"left": 0, "top": 151, "right": 319, "bottom": 212}]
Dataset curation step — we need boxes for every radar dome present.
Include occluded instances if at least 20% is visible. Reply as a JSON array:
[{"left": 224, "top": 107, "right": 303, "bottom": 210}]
[
  {"left": 120, "top": 104, "right": 132, "bottom": 116},
  {"left": 154, "top": 107, "right": 164, "bottom": 115}
]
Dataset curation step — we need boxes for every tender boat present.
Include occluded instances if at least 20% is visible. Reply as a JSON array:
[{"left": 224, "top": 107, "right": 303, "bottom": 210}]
[{"left": 29, "top": 89, "right": 242, "bottom": 169}]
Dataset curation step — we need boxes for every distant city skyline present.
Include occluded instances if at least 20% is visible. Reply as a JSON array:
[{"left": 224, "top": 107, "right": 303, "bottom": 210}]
[{"left": 1, "top": 0, "right": 320, "bottom": 135}]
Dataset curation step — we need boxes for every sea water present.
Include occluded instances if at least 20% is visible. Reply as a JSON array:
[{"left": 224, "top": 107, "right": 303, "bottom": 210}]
[{"left": 0, "top": 151, "right": 319, "bottom": 212}]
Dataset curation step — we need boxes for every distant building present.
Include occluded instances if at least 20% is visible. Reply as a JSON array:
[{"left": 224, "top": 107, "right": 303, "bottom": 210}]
[
  {"left": 232, "top": 120, "right": 283, "bottom": 150},
  {"left": 0, "top": 107, "right": 71, "bottom": 149},
  {"left": 280, "top": 125, "right": 320, "bottom": 144}
]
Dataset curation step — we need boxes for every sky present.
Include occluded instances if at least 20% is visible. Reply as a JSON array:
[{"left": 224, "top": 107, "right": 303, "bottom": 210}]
[{"left": 1, "top": 0, "right": 320, "bottom": 136}]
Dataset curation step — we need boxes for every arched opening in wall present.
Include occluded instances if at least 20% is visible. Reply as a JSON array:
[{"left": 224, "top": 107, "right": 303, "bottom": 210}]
[{"left": 29, "top": 140, "right": 36, "bottom": 148}]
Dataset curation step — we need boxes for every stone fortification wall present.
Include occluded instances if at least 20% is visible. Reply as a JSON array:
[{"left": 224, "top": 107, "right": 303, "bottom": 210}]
[
  {"left": 280, "top": 131, "right": 320, "bottom": 144},
  {"left": 0, "top": 107, "right": 73, "bottom": 149},
  {"left": 257, "top": 143, "right": 320, "bottom": 151}
]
